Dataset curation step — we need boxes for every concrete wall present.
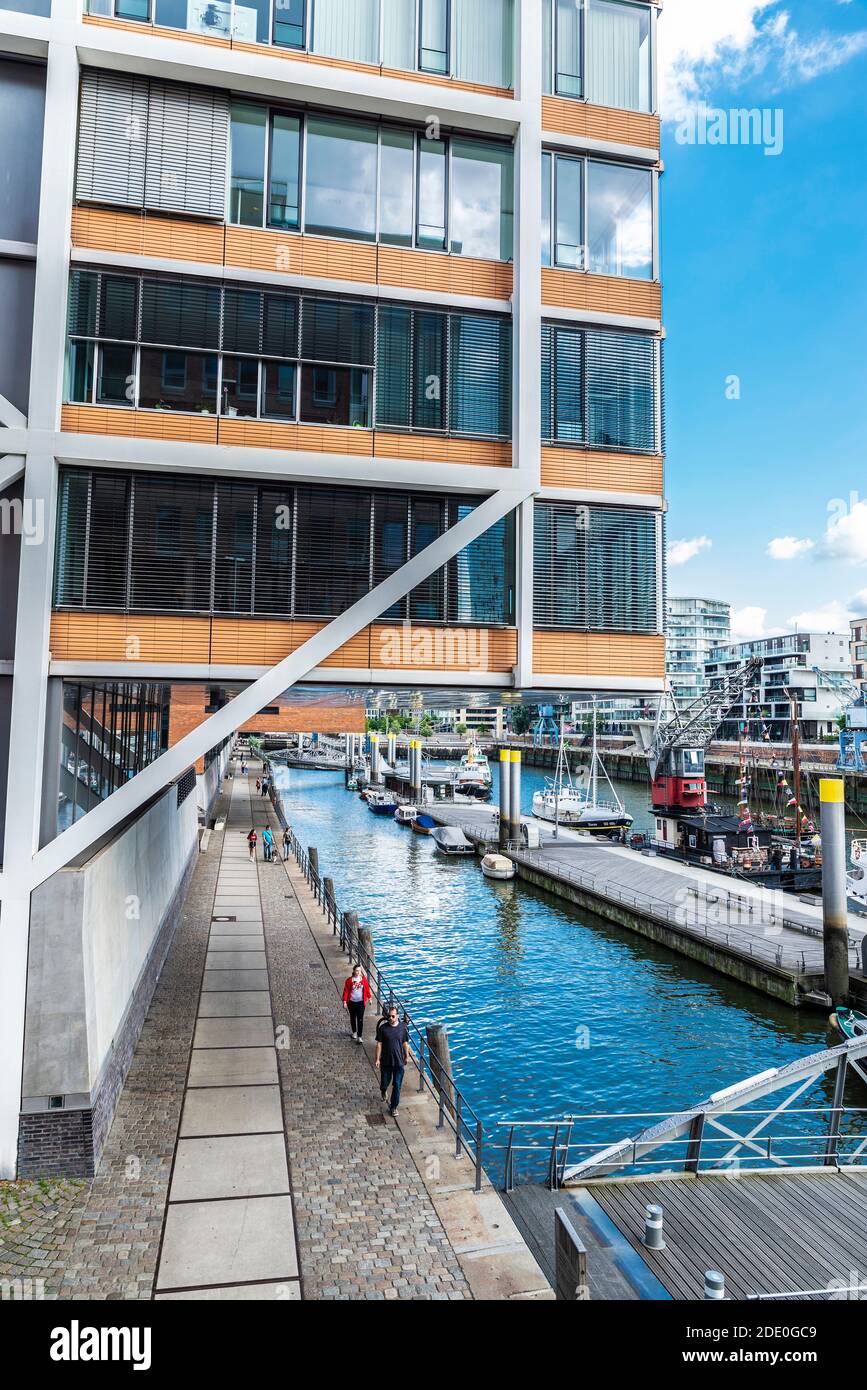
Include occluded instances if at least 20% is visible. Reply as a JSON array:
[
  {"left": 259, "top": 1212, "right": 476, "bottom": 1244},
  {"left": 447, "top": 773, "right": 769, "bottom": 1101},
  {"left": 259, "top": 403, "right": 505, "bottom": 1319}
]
[
  {"left": 197, "top": 740, "right": 232, "bottom": 820},
  {"left": 20, "top": 781, "right": 199, "bottom": 1173}
]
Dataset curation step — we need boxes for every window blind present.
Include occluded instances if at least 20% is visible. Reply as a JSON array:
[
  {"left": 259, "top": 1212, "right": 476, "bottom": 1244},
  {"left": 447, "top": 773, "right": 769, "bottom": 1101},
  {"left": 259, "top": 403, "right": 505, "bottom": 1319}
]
[
  {"left": 144, "top": 79, "right": 230, "bottom": 219},
  {"left": 75, "top": 68, "right": 149, "bottom": 208},
  {"left": 140, "top": 277, "right": 222, "bottom": 350},
  {"left": 300, "top": 298, "right": 374, "bottom": 366},
  {"left": 542, "top": 322, "right": 661, "bottom": 452},
  {"left": 449, "top": 313, "right": 512, "bottom": 438},
  {"left": 533, "top": 501, "right": 658, "bottom": 632}
]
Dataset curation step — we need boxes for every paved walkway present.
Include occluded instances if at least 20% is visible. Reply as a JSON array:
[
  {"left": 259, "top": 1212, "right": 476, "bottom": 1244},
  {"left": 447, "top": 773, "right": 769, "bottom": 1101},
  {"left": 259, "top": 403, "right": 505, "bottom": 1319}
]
[{"left": 153, "top": 774, "right": 300, "bottom": 1300}]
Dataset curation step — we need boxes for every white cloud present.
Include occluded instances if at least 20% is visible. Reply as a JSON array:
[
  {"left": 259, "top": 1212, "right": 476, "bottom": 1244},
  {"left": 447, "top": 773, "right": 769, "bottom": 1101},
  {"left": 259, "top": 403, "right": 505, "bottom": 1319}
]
[
  {"left": 667, "top": 535, "right": 712, "bottom": 566},
  {"left": 730, "top": 605, "right": 782, "bottom": 640},
  {"left": 850, "top": 589, "right": 867, "bottom": 615},
  {"left": 658, "top": 1, "right": 867, "bottom": 120},
  {"left": 817, "top": 501, "right": 867, "bottom": 565},
  {"left": 766, "top": 535, "right": 815, "bottom": 560},
  {"left": 787, "top": 600, "right": 852, "bottom": 633}
]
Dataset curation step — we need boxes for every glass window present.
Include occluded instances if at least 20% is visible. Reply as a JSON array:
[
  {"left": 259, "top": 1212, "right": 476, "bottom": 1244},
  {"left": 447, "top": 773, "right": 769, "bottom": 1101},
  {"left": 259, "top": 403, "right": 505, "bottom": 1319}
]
[
  {"left": 254, "top": 487, "right": 293, "bottom": 615},
  {"left": 553, "top": 327, "right": 583, "bottom": 441},
  {"left": 555, "top": 0, "right": 582, "bottom": 96},
  {"left": 262, "top": 362, "right": 297, "bottom": 419},
  {"left": 268, "top": 112, "right": 301, "bottom": 229},
  {"left": 273, "top": 0, "right": 305, "bottom": 46},
  {"left": 310, "top": 0, "right": 379, "bottom": 63},
  {"left": 299, "top": 366, "right": 371, "bottom": 427},
  {"left": 410, "top": 497, "right": 444, "bottom": 621},
  {"left": 379, "top": 128, "right": 414, "bottom": 248},
  {"left": 214, "top": 482, "right": 255, "bottom": 613},
  {"left": 153, "top": 0, "right": 192, "bottom": 32},
  {"left": 413, "top": 311, "right": 446, "bottom": 431},
  {"left": 230, "top": 103, "right": 267, "bottom": 228},
  {"left": 454, "top": 0, "right": 514, "bottom": 88},
  {"left": 139, "top": 350, "right": 218, "bottom": 412},
  {"left": 305, "top": 117, "right": 377, "bottom": 241},
  {"left": 588, "top": 0, "right": 652, "bottom": 113},
  {"left": 417, "top": 138, "right": 446, "bottom": 251},
  {"left": 588, "top": 161, "right": 652, "bottom": 279},
  {"left": 450, "top": 138, "right": 513, "bottom": 261},
  {"left": 449, "top": 314, "right": 511, "bottom": 437},
  {"left": 97, "top": 345, "right": 135, "bottom": 405},
  {"left": 382, "top": 0, "right": 415, "bottom": 69},
  {"left": 541, "top": 153, "right": 552, "bottom": 267},
  {"left": 555, "top": 155, "right": 584, "bottom": 269},
  {"left": 419, "top": 0, "right": 449, "bottom": 74},
  {"left": 233, "top": 0, "right": 270, "bottom": 42},
  {"left": 66, "top": 341, "right": 95, "bottom": 403},
  {"left": 116, "top": 0, "right": 150, "bottom": 19},
  {"left": 294, "top": 485, "right": 371, "bottom": 617},
  {"left": 221, "top": 357, "right": 260, "bottom": 417}
]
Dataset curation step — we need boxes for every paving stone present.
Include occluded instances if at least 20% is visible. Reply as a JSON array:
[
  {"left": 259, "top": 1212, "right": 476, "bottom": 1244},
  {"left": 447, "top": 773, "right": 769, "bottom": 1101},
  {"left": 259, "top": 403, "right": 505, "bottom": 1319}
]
[
  {"left": 169, "top": 1134, "right": 290, "bottom": 1202},
  {"left": 156, "top": 1195, "right": 297, "bottom": 1290},
  {"left": 197, "top": 992, "right": 272, "bottom": 1018},
  {"left": 193, "top": 1018, "right": 275, "bottom": 1049},
  {"left": 204, "top": 950, "right": 267, "bottom": 971},
  {"left": 201, "top": 969, "right": 269, "bottom": 992},
  {"left": 187, "top": 1047, "right": 278, "bottom": 1088}
]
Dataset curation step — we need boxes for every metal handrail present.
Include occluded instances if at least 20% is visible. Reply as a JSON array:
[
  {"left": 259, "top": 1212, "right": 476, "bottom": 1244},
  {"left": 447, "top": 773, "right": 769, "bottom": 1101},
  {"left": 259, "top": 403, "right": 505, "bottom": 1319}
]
[{"left": 278, "top": 818, "right": 485, "bottom": 1192}]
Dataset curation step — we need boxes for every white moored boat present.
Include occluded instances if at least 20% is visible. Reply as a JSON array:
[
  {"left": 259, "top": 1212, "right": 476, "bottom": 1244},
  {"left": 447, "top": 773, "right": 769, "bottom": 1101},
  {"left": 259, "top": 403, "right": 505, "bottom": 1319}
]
[
  {"left": 394, "top": 804, "right": 418, "bottom": 826},
  {"left": 480, "top": 852, "right": 516, "bottom": 881},
  {"left": 848, "top": 838, "right": 867, "bottom": 917},
  {"left": 532, "top": 715, "right": 633, "bottom": 838},
  {"left": 453, "top": 744, "right": 492, "bottom": 799}
]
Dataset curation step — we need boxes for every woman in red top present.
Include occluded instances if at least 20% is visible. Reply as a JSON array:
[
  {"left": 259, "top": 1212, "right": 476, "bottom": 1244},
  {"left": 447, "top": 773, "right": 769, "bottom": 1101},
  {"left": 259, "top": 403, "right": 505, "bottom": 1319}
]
[
  {"left": 342, "top": 964, "right": 371, "bottom": 1044},
  {"left": 246, "top": 828, "right": 258, "bottom": 860}
]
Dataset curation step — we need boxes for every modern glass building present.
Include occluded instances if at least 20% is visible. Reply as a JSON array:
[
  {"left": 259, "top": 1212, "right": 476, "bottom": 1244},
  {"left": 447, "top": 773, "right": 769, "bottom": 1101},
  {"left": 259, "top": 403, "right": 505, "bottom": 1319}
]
[
  {"left": 666, "top": 596, "right": 731, "bottom": 706},
  {"left": 0, "top": 0, "right": 666, "bottom": 1176}
]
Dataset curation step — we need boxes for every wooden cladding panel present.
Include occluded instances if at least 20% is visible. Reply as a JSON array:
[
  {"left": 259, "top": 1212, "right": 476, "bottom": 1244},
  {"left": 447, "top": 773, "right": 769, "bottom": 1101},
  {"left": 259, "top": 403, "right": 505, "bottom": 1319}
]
[
  {"left": 541, "top": 448, "right": 663, "bottom": 494},
  {"left": 373, "top": 433, "right": 512, "bottom": 467},
  {"left": 60, "top": 406, "right": 508, "bottom": 465},
  {"left": 224, "top": 226, "right": 378, "bottom": 280},
  {"left": 542, "top": 96, "right": 660, "bottom": 150},
  {"left": 376, "top": 245, "right": 512, "bottom": 299},
  {"left": 542, "top": 267, "right": 661, "bottom": 319},
  {"left": 50, "top": 612, "right": 211, "bottom": 663},
  {"left": 82, "top": 16, "right": 512, "bottom": 97},
  {"left": 60, "top": 404, "right": 219, "bottom": 443},
  {"left": 50, "top": 612, "right": 516, "bottom": 674},
  {"left": 533, "top": 631, "right": 665, "bottom": 678},
  {"left": 217, "top": 418, "right": 374, "bottom": 455},
  {"left": 72, "top": 207, "right": 225, "bottom": 263}
]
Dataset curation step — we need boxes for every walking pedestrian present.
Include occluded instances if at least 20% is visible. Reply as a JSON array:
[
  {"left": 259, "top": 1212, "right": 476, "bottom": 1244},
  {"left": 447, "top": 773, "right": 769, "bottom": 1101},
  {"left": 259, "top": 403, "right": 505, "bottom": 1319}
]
[
  {"left": 342, "top": 964, "right": 371, "bottom": 1044},
  {"left": 262, "top": 826, "right": 274, "bottom": 862},
  {"left": 282, "top": 827, "right": 291, "bottom": 860},
  {"left": 374, "top": 1003, "right": 410, "bottom": 1116},
  {"left": 246, "top": 828, "right": 258, "bottom": 860},
  {"left": 255, "top": 777, "right": 261, "bottom": 794},
  {"left": 261, "top": 776, "right": 269, "bottom": 797}
]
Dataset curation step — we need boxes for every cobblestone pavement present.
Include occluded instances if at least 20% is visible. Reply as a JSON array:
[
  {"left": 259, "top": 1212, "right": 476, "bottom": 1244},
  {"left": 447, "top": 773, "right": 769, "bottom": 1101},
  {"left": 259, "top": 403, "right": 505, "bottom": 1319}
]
[
  {"left": 2, "top": 762, "right": 472, "bottom": 1300},
  {"left": 255, "top": 777, "right": 472, "bottom": 1301}
]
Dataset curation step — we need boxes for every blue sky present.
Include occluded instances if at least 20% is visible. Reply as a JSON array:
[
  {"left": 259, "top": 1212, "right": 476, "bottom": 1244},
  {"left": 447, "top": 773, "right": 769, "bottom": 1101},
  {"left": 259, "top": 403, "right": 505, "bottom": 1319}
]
[{"left": 658, "top": 0, "right": 867, "bottom": 638}]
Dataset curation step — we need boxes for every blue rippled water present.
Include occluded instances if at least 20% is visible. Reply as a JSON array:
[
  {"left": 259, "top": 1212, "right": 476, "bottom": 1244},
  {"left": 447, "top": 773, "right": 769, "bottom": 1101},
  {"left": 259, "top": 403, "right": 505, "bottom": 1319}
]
[{"left": 274, "top": 764, "right": 836, "bottom": 1177}]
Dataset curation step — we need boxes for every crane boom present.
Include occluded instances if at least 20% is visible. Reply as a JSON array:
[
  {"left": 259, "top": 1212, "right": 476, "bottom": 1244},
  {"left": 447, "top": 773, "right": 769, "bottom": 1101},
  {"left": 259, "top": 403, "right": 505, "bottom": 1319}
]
[{"left": 648, "top": 656, "right": 763, "bottom": 812}]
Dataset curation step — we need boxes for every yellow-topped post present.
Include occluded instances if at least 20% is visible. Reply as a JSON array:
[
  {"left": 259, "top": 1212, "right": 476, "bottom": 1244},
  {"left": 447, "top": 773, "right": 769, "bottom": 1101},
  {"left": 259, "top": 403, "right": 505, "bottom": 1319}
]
[
  {"left": 499, "top": 749, "right": 511, "bottom": 850},
  {"left": 509, "top": 749, "right": 522, "bottom": 846},
  {"left": 820, "top": 778, "right": 849, "bottom": 1005}
]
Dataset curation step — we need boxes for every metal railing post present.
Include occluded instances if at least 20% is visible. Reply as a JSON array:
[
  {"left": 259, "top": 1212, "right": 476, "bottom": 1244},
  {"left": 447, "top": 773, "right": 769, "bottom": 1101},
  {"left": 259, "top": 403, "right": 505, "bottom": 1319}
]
[
  {"left": 418, "top": 1035, "right": 425, "bottom": 1092},
  {"left": 824, "top": 1053, "right": 849, "bottom": 1167},
  {"left": 456, "top": 1093, "right": 463, "bottom": 1158},
  {"left": 475, "top": 1121, "right": 483, "bottom": 1193}
]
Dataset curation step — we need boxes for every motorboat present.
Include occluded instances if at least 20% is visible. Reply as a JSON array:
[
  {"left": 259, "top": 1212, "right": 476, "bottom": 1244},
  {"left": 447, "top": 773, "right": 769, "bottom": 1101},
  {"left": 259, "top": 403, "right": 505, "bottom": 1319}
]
[
  {"left": 367, "top": 791, "right": 398, "bottom": 816},
  {"left": 394, "top": 804, "right": 418, "bottom": 826},
  {"left": 480, "top": 852, "right": 516, "bottom": 881},
  {"left": 410, "top": 814, "right": 437, "bottom": 835},
  {"left": 533, "top": 715, "right": 633, "bottom": 837},
  {"left": 453, "top": 744, "right": 492, "bottom": 800},
  {"left": 834, "top": 1006, "right": 867, "bottom": 1040},
  {"left": 431, "top": 826, "right": 475, "bottom": 856}
]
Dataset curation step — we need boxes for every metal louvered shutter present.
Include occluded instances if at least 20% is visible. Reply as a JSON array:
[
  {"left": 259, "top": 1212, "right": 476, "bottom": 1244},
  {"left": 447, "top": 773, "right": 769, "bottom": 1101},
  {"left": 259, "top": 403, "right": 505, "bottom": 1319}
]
[
  {"left": 75, "top": 69, "right": 148, "bottom": 208},
  {"left": 449, "top": 313, "right": 511, "bottom": 438},
  {"left": 533, "top": 501, "right": 659, "bottom": 633},
  {"left": 585, "top": 329, "right": 659, "bottom": 453},
  {"left": 293, "top": 485, "right": 372, "bottom": 619},
  {"left": 446, "top": 498, "right": 514, "bottom": 626},
  {"left": 144, "top": 80, "right": 229, "bottom": 219}
]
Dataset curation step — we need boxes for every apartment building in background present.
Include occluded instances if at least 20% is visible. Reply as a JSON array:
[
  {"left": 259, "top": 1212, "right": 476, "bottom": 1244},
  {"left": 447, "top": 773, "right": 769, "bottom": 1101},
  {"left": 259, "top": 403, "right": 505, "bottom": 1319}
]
[
  {"left": 705, "top": 632, "right": 853, "bottom": 742},
  {"left": 851, "top": 617, "right": 867, "bottom": 682},
  {"left": 0, "top": 0, "right": 666, "bottom": 1177},
  {"left": 666, "top": 595, "right": 731, "bottom": 706}
]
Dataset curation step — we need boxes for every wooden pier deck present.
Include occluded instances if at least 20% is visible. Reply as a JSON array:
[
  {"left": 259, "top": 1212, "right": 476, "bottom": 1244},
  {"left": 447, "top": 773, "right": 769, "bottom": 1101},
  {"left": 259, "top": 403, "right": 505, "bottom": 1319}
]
[
  {"left": 582, "top": 1169, "right": 867, "bottom": 1301},
  {"left": 426, "top": 805, "right": 867, "bottom": 1007}
]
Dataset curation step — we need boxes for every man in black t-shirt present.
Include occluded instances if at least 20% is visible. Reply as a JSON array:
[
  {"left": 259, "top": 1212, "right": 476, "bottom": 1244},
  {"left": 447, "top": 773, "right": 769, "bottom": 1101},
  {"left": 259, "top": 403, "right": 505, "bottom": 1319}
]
[{"left": 374, "top": 1005, "right": 410, "bottom": 1116}]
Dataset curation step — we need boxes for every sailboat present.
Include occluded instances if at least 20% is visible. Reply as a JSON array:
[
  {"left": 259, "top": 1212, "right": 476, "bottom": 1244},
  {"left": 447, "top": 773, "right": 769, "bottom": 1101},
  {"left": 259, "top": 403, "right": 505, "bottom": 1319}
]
[{"left": 532, "top": 714, "right": 633, "bottom": 837}]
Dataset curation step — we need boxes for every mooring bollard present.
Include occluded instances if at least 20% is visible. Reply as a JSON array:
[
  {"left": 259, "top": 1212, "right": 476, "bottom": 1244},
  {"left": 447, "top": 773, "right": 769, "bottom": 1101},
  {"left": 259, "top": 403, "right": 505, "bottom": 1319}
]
[
  {"left": 704, "top": 1270, "right": 725, "bottom": 1300},
  {"left": 358, "top": 924, "right": 375, "bottom": 971},
  {"left": 643, "top": 1204, "right": 665, "bottom": 1251},
  {"left": 308, "top": 846, "right": 320, "bottom": 882},
  {"left": 820, "top": 779, "right": 850, "bottom": 1005},
  {"left": 426, "top": 1023, "right": 456, "bottom": 1118},
  {"left": 323, "top": 876, "right": 335, "bottom": 926}
]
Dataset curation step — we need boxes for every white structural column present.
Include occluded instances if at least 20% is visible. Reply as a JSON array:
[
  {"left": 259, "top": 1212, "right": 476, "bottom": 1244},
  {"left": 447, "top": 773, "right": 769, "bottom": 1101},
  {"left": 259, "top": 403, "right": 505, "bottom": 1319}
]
[
  {"left": 0, "top": 24, "right": 79, "bottom": 1177},
  {"left": 512, "top": 0, "right": 543, "bottom": 686}
]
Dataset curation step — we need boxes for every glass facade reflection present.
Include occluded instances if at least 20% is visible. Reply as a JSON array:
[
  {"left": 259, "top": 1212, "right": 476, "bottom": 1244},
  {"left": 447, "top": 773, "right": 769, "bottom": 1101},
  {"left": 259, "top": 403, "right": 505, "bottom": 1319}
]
[{"left": 59, "top": 682, "right": 170, "bottom": 833}]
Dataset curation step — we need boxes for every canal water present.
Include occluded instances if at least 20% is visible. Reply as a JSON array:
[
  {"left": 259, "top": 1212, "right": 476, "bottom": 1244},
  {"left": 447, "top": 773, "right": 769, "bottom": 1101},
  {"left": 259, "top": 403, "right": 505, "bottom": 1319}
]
[{"left": 273, "top": 763, "right": 840, "bottom": 1180}]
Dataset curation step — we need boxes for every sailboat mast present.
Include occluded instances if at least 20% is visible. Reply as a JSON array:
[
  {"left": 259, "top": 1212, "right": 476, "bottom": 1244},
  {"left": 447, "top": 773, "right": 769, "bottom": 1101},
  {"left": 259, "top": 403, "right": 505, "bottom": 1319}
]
[
  {"left": 591, "top": 700, "right": 599, "bottom": 807},
  {"left": 791, "top": 694, "right": 802, "bottom": 844}
]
